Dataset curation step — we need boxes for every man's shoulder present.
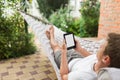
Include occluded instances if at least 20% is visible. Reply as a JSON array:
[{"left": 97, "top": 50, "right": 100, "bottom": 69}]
[{"left": 83, "top": 54, "right": 97, "bottom": 61}]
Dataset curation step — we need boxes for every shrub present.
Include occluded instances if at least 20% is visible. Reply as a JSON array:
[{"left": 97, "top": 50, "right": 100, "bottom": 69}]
[
  {"left": 49, "top": 0, "right": 100, "bottom": 37},
  {"left": 80, "top": 0, "right": 100, "bottom": 37},
  {"left": 49, "top": 6, "right": 81, "bottom": 36},
  {"left": 0, "top": 0, "right": 36, "bottom": 60}
]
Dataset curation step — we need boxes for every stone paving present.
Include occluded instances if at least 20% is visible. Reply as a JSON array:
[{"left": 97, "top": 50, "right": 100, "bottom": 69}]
[
  {"left": 0, "top": 51, "right": 57, "bottom": 80},
  {"left": 0, "top": 38, "right": 57, "bottom": 80}
]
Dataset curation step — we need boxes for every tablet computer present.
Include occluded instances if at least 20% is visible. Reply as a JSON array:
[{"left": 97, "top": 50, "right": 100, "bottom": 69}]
[{"left": 64, "top": 33, "right": 76, "bottom": 50}]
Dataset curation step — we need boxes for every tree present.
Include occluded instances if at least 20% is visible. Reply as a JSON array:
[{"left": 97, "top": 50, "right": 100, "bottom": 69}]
[{"left": 36, "top": 0, "right": 69, "bottom": 18}]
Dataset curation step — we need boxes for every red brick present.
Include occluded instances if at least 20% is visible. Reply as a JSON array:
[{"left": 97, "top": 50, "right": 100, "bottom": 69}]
[
  {"left": 115, "top": 0, "right": 120, "bottom": 2},
  {"left": 98, "top": 0, "right": 120, "bottom": 38}
]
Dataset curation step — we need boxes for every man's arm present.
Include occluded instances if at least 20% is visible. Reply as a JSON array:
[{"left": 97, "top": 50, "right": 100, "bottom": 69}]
[
  {"left": 60, "top": 42, "right": 69, "bottom": 80},
  {"left": 75, "top": 39, "right": 91, "bottom": 57}
]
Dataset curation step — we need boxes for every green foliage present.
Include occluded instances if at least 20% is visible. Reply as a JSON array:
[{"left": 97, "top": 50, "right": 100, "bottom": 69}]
[
  {"left": 49, "top": 6, "right": 81, "bottom": 36},
  {"left": 80, "top": 0, "right": 100, "bottom": 37},
  {"left": 49, "top": 0, "right": 100, "bottom": 37},
  {"left": 49, "top": 6, "right": 69, "bottom": 31},
  {"left": 66, "top": 19, "right": 81, "bottom": 36},
  {"left": 36, "top": 0, "right": 69, "bottom": 18},
  {"left": 0, "top": 0, "right": 36, "bottom": 60}
]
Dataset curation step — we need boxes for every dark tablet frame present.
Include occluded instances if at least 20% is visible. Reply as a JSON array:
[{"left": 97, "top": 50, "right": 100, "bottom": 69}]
[{"left": 64, "top": 33, "right": 76, "bottom": 50}]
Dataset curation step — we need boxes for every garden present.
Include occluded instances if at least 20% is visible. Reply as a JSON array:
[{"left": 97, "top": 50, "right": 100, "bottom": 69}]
[{"left": 0, "top": 0, "right": 100, "bottom": 60}]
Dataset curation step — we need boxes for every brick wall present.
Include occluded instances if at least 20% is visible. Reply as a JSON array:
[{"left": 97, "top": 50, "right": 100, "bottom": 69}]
[{"left": 98, "top": 0, "right": 120, "bottom": 39}]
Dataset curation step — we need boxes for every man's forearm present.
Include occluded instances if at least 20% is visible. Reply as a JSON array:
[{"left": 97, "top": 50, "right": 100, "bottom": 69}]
[
  {"left": 60, "top": 51, "right": 69, "bottom": 80},
  {"left": 75, "top": 40, "right": 91, "bottom": 57},
  {"left": 76, "top": 47, "right": 91, "bottom": 57}
]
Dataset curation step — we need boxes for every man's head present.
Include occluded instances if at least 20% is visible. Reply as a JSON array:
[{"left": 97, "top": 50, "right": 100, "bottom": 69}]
[
  {"left": 97, "top": 33, "right": 120, "bottom": 68},
  {"left": 103, "top": 33, "right": 120, "bottom": 68}
]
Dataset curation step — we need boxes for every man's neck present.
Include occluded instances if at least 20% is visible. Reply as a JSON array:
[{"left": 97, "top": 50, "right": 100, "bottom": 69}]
[
  {"left": 93, "top": 63, "right": 100, "bottom": 73},
  {"left": 94, "top": 63, "right": 108, "bottom": 73}
]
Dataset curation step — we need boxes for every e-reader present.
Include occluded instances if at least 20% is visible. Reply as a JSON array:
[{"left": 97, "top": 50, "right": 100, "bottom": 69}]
[{"left": 64, "top": 33, "right": 76, "bottom": 50}]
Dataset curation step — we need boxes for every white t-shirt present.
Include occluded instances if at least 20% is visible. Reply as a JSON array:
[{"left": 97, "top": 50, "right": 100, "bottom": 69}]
[{"left": 68, "top": 54, "right": 97, "bottom": 80}]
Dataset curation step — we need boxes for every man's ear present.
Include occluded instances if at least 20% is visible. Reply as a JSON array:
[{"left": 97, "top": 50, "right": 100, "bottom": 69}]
[{"left": 102, "top": 55, "right": 110, "bottom": 66}]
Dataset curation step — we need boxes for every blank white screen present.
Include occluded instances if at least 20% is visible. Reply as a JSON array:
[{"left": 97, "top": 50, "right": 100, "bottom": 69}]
[{"left": 65, "top": 34, "right": 75, "bottom": 48}]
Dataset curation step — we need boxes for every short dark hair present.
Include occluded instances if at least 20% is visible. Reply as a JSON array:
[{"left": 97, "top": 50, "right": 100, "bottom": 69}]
[{"left": 104, "top": 33, "right": 120, "bottom": 68}]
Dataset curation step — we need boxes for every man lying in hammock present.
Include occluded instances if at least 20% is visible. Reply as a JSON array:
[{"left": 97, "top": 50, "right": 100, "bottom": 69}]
[{"left": 46, "top": 26, "right": 120, "bottom": 80}]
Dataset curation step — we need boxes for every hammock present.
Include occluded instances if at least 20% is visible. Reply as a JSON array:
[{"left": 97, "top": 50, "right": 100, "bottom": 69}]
[{"left": 20, "top": 11, "right": 103, "bottom": 80}]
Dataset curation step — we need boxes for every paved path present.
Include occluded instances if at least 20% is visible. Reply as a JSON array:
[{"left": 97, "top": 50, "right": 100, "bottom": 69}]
[{"left": 0, "top": 38, "right": 57, "bottom": 80}]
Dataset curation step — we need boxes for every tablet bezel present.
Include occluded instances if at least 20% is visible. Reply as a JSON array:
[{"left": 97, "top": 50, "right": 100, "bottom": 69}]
[{"left": 64, "top": 33, "right": 76, "bottom": 50}]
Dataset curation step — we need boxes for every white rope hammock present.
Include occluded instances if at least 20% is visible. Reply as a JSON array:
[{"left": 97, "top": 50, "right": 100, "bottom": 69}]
[{"left": 20, "top": 11, "right": 103, "bottom": 80}]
